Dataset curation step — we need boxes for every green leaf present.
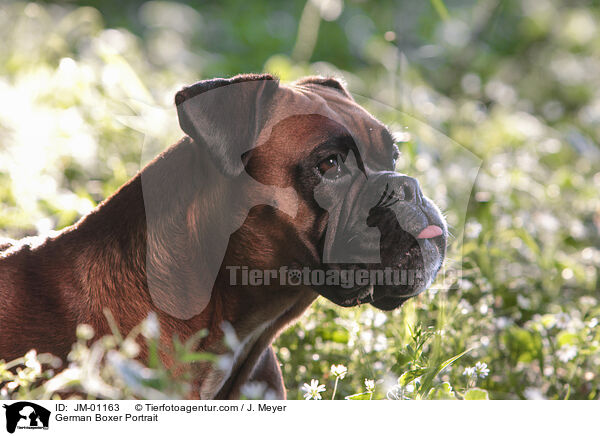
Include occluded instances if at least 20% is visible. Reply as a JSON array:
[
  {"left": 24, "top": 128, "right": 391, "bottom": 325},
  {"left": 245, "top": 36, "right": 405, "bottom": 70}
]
[
  {"left": 418, "top": 348, "right": 472, "bottom": 396},
  {"left": 345, "top": 392, "right": 371, "bottom": 400},
  {"left": 146, "top": 340, "right": 160, "bottom": 369},
  {"left": 464, "top": 388, "right": 489, "bottom": 400},
  {"left": 393, "top": 350, "right": 413, "bottom": 368},
  {"left": 557, "top": 331, "right": 578, "bottom": 347},
  {"left": 178, "top": 352, "right": 217, "bottom": 363},
  {"left": 430, "top": 0, "right": 450, "bottom": 21},
  {"left": 540, "top": 314, "right": 556, "bottom": 329},
  {"left": 511, "top": 228, "right": 541, "bottom": 258},
  {"left": 398, "top": 368, "right": 427, "bottom": 386},
  {"left": 331, "top": 329, "right": 349, "bottom": 343},
  {"left": 563, "top": 385, "right": 571, "bottom": 400},
  {"left": 502, "top": 327, "right": 543, "bottom": 363},
  {"left": 429, "top": 382, "right": 457, "bottom": 400},
  {"left": 437, "top": 348, "right": 473, "bottom": 374},
  {"left": 184, "top": 329, "right": 209, "bottom": 349}
]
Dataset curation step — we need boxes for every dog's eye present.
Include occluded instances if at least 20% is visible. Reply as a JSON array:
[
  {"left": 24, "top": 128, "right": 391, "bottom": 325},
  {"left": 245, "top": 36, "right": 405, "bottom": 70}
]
[{"left": 317, "top": 155, "right": 342, "bottom": 178}]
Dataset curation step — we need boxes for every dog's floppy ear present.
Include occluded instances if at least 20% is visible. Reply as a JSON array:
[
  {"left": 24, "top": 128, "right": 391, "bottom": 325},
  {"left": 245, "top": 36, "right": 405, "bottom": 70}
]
[
  {"left": 294, "top": 76, "right": 353, "bottom": 100},
  {"left": 175, "top": 74, "right": 279, "bottom": 176}
]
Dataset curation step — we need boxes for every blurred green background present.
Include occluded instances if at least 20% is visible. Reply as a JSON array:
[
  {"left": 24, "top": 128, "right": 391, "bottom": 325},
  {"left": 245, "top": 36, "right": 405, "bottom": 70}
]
[{"left": 0, "top": 0, "right": 599, "bottom": 399}]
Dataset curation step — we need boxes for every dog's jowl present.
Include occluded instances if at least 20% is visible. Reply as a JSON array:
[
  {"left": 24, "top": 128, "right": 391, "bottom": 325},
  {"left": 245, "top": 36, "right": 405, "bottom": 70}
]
[{"left": 0, "top": 74, "right": 446, "bottom": 399}]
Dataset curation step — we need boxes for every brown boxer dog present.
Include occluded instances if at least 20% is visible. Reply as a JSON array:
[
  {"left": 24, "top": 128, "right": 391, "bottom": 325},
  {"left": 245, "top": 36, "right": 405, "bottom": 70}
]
[{"left": 0, "top": 74, "right": 446, "bottom": 399}]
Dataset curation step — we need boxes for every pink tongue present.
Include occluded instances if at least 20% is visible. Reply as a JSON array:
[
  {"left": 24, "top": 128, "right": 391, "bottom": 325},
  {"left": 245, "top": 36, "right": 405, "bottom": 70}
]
[{"left": 417, "top": 225, "right": 443, "bottom": 239}]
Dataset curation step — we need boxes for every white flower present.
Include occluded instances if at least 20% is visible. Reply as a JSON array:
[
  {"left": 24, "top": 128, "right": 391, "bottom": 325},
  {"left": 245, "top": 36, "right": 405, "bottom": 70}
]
[
  {"left": 16, "top": 367, "right": 37, "bottom": 383},
  {"left": 458, "top": 299, "right": 473, "bottom": 315},
  {"left": 330, "top": 364, "right": 348, "bottom": 379},
  {"left": 374, "top": 334, "right": 388, "bottom": 352},
  {"left": 555, "top": 312, "right": 571, "bottom": 329},
  {"left": 386, "top": 385, "right": 403, "bottom": 400},
  {"left": 221, "top": 321, "right": 240, "bottom": 351},
  {"left": 373, "top": 312, "right": 387, "bottom": 328},
  {"left": 24, "top": 350, "right": 42, "bottom": 375},
  {"left": 465, "top": 221, "right": 482, "bottom": 238},
  {"left": 302, "top": 379, "right": 326, "bottom": 400},
  {"left": 121, "top": 339, "right": 140, "bottom": 358},
  {"left": 524, "top": 387, "right": 546, "bottom": 400},
  {"left": 463, "top": 367, "right": 476, "bottom": 377},
  {"left": 464, "top": 362, "right": 490, "bottom": 379},
  {"left": 517, "top": 295, "right": 531, "bottom": 310},
  {"left": 494, "top": 317, "right": 511, "bottom": 329},
  {"left": 141, "top": 313, "right": 160, "bottom": 340},
  {"left": 557, "top": 345, "right": 577, "bottom": 363},
  {"left": 43, "top": 368, "right": 81, "bottom": 393},
  {"left": 364, "top": 379, "right": 375, "bottom": 392},
  {"left": 474, "top": 362, "right": 490, "bottom": 378},
  {"left": 579, "top": 296, "right": 597, "bottom": 307},
  {"left": 76, "top": 324, "right": 95, "bottom": 340}
]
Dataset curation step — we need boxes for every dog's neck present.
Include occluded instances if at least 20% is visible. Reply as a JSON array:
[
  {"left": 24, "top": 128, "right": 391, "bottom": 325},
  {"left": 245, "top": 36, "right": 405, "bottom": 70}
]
[{"left": 60, "top": 137, "right": 313, "bottom": 375}]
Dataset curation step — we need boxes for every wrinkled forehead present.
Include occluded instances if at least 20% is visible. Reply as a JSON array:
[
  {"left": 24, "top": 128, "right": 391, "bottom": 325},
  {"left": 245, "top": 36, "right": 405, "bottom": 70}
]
[{"left": 256, "top": 83, "right": 395, "bottom": 164}]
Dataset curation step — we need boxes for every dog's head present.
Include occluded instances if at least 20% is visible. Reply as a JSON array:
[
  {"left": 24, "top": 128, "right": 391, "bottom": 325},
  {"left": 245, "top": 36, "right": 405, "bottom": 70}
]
[{"left": 175, "top": 74, "right": 446, "bottom": 311}]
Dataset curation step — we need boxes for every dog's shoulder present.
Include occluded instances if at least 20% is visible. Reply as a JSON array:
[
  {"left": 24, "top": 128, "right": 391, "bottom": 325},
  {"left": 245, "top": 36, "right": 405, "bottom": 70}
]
[{"left": 0, "top": 234, "right": 55, "bottom": 258}]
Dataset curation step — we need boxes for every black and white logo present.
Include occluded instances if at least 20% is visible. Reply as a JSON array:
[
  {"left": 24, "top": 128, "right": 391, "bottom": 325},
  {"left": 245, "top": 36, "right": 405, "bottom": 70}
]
[{"left": 2, "top": 402, "right": 50, "bottom": 434}]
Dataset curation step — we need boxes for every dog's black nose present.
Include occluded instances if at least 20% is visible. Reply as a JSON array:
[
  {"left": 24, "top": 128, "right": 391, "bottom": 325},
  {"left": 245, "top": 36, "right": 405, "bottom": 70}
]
[
  {"left": 394, "top": 174, "right": 423, "bottom": 204},
  {"left": 364, "top": 172, "right": 431, "bottom": 240},
  {"left": 370, "top": 172, "right": 424, "bottom": 207}
]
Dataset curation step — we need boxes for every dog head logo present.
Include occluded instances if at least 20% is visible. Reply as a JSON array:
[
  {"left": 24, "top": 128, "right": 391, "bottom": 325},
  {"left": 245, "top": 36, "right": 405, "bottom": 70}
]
[{"left": 2, "top": 402, "right": 50, "bottom": 434}]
